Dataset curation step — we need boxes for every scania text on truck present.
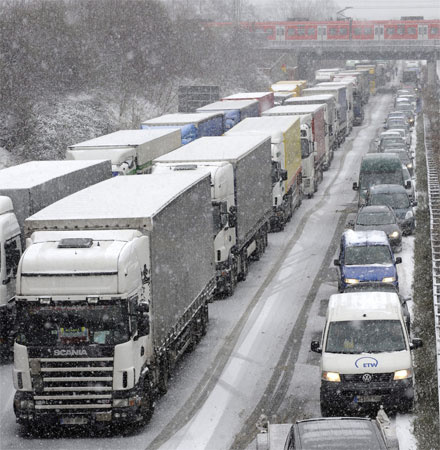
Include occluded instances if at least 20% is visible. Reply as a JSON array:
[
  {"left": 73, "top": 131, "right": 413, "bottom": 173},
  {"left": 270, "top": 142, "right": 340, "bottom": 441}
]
[
  {"left": 0, "top": 160, "right": 111, "bottom": 356},
  {"left": 66, "top": 129, "right": 181, "bottom": 176},
  {"left": 153, "top": 135, "right": 273, "bottom": 297},
  {"left": 13, "top": 173, "right": 215, "bottom": 428},
  {"left": 225, "top": 116, "right": 302, "bottom": 230},
  {"left": 141, "top": 112, "right": 224, "bottom": 145}
]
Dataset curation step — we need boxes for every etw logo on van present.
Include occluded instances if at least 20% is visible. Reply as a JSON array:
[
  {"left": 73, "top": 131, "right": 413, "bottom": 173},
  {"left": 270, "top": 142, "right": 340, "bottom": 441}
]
[
  {"left": 355, "top": 357, "right": 379, "bottom": 369},
  {"left": 53, "top": 349, "right": 87, "bottom": 357}
]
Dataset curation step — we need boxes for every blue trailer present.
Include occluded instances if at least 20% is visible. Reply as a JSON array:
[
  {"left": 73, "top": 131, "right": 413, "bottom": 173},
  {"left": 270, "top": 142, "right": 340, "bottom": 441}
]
[
  {"left": 196, "top": 99, "right": 259, "bottom": 131},
  {"left": 141, "top": 112, "right": 224, "bottom": 145}
]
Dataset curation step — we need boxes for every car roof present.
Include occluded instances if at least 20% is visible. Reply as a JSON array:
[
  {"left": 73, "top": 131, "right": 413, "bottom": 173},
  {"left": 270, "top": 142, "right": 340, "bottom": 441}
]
[
  {"left": 358, "top": 205, "right": 394, "bottom": 214},
  {"left": 342, "top": 229, "right": 389, "bottom": 246},
  {"left": 343, "top": 282, "right": 399, "bottom": 294},
  {"left": 369, "top": 184, "right": 407, "bottom": 194},
  {"left": 328, "top": 292, "right": 402, "bottom": 321}
]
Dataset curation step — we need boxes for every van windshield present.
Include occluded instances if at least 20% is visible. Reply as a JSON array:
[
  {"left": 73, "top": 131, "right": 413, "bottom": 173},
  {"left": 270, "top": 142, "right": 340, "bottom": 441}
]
[
  {"left": 326, "top": 320, "right": 406, "bottom": 353},
  {"left": 360, "top": 172, "right": 402, "bottom": 190},
  {"left": 370, "top": 192, "right": 410, "bottom": 209},
  {"left": 345, "top": 245, "right": 392, "bottom": 265}
]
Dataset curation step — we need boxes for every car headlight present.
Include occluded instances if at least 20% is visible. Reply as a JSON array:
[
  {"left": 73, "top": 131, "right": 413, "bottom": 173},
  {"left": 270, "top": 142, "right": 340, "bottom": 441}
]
[
  {"left": 382, "top": 276, "right": 396, "bottom": 283},
  {"left": 113, "top": 398, "right": 129, "bottom": 408},
  {"left": 405, "top": 210, "right": 413, "bottom": 220},
  {"left": 389, "top": 231, "right": 400, "bottom": 239},
  {"left": 407, "top": 163, "right": 413, "bottom": 169},
  {"left": 344, "top": 278, "right": 359, "bottom": 285},
  {"left": 394, "top": 369, "right": 412, "bottom": 380},
  {"left": 322, "top": 371, "right": 341, "bottom": 382}
]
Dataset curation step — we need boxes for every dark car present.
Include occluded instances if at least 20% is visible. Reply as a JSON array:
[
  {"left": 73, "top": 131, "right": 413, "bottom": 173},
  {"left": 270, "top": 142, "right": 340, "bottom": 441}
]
[
  {"left": 353, "top": 205, "right": 402, "bottom": 252},
  {"left": 383, "top": 148, "right": 414, "bottom": 176},
  {"left": 334, "top": 230, "right": 402, "bottom": 292},
  {"left": 343, "top": 282, "right": 411, "bottom": 332},
  {"left": 367, "top": 184, "right": 417, "bottom": 235}
]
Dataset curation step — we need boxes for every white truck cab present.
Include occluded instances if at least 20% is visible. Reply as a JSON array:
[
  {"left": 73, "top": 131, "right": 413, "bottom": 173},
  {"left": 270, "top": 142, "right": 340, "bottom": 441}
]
[{"left": 311, "top": 292, "right": 422, "bottom": 416}]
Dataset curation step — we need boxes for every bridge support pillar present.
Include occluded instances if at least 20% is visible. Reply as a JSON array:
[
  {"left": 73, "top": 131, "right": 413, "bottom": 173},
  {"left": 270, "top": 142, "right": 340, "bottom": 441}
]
[{"left": 426, "top": 60, "right": 438, "bottom": 88}]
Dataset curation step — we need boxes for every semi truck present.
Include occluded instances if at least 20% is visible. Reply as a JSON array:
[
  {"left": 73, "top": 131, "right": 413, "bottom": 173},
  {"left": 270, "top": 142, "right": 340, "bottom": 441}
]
[
  {"left": 302, "top": 85, "right": 348, "bottom": 144},
  {"left": 270, "top": 80, "right": 307, "bottom": 98},
  {"left": 285, "top": 94, "right": 339, "bottom": 153},
  {"left": 315, "top": 68, "right": 341, "bottom": 82},
  {"left": 196, "top": 99, "right": 259, "bottom": 131},
  {"left": 66, "top": 129, "right": 181, "bottom": 176},
  {"left": 263, "top": 105, "right": 327, "bottom": 195},
  {"left": 13, "top": 173, "right": 215, "bottom": 428},
  {"left": 355, "top": 63, "right": 377, "bottom": 96},
  {"left": 221, "top": 92, "right": 274, "bottom": 115},
  {"left": 153, "top": 135, "right": 272, "bottom": 297},
  {"left": 0, "top": 160, "right": 112, "bottom": 356},
  {"left": 225, "top": 116, "right": 302, "bottom": 230},
  {"left": 140, "top": 112, "right": 224, "bottom": 145}
]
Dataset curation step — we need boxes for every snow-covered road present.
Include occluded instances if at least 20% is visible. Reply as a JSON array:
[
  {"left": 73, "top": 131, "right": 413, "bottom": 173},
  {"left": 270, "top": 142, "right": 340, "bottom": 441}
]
[{"left": 0, "top": 91, "right": 418, "bottom": 450}]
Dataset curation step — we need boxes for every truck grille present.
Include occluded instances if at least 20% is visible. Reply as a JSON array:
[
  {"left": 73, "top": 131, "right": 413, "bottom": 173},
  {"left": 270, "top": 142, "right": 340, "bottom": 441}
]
[{"left": 32, "top": 357, "right": 113, "bottom": 411}]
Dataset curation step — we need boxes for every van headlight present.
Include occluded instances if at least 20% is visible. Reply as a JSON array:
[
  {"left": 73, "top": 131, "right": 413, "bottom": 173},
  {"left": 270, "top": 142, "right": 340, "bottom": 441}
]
[
  {"left": 344, "top": 278, "right": 359, "bottom": 285},
  {"left": 405, "top": 210, "right": 413, "bottom": 220},
  {"left": 389, "top": 231, "right": 400, "bottom": 239},
  {"left": 394, "top": 369, "right": 412, "bottom": 380},
  {"left": 382, "top": 276, "right": 396, "bottom": 283},
  {"left": 322, "top": 371, "right": 341, "bottom": 382}
]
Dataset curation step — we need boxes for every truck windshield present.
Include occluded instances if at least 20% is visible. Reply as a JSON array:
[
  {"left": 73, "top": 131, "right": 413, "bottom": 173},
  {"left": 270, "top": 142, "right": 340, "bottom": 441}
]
[
  {"left": 15, "top": 301, "right": 129, "bottom": 346},
  {"left": 326, "top": 320, "right": 406, "bottom": 353},
  {"left": 345, "top": 245, "right": 393, "bottom": 265}
]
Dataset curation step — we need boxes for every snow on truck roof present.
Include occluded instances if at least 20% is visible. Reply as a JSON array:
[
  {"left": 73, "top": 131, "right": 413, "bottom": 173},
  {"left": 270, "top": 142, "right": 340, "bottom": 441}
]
[
  {"left": 142, "top": 112, "right": 222, "bottom": 125},
  {"left": 226, "top": 116, "right": 300, "bottom": 136},
  {"left": 0, "top": 160, "right": 108, "bottom": 189},
  {"left": 196, "top": 99, "right": 258, "bottom": 111},
  {"left": 154, "top": 135, "right": 270, "bottom": 163},
  {"left": 222, "top": 92, "right": 273, "bottom": 100},
  {"left": 26, "top": 172, "right": 209, "bottom": 230},
  {"left": 286, "top": 94, "right": 335, "bottom": 103},
  {"left": 263, "top": 105, "right": 323, "bottom": 116},
  {"left": 328, "top": 292, "right": 402, "bottom": 322},
  {"left": 69, "top": 129, "right": 180, "bottom": 149}
]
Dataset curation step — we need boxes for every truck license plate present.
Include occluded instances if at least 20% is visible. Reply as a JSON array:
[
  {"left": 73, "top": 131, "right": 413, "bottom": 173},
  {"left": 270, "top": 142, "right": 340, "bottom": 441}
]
[
  {"left": 356, "top": 395, "right": 382, "bottom": 403},
  {"left": 60, "top": 416, "right": 87, "bottom": 425}
]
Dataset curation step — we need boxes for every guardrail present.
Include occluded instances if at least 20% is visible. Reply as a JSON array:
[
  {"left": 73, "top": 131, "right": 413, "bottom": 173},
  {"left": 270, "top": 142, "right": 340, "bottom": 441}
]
[{"left": 423, "top": 113, "right": 440, "bottom": 423}]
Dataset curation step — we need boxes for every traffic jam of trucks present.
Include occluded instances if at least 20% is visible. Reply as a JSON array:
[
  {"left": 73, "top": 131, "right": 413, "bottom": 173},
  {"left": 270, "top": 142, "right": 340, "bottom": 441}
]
[{"left": 0, "top": 59, "right": 424, "bottom": 447}]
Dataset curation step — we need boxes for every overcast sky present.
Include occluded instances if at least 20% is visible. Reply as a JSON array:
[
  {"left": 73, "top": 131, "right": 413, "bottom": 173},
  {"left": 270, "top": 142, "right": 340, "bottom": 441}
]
[{"left": 249, "top": 0, "right": 440, "bottom": 20}]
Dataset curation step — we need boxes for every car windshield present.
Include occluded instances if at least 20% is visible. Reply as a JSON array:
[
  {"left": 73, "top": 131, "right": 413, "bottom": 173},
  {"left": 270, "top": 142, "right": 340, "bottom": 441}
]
[
  {"left": 381, "top": 137, "right": 404, "bottom": 146},
  {"left": 360, "top": 172, "right": 403, "bottom": 190},
  {"left": 370, "top": 192, "right": 410, "bottom": 209},
  {"left": 15, "top": 300, "right": 130, "bottom": 346},
  {"left": 345, "top": 244, "right": 393, "bottom": 265},
  {"left": 356, "top": 211, "right": 395, "bottom": 226},
  {"left": 325, "top": 320, "right": 406, "bottom": 353}
]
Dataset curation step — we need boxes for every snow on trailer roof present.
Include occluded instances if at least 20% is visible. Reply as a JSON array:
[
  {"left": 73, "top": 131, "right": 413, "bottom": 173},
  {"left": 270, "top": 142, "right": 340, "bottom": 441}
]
[
  {"left": 225, "top": 116, "right": 300, "bottom": 136},
  {"left": 69, "top": 129, "right": 180, "bottom": 149},
  {"left": 222, "top": 92, "right": 272, "bottom": 100},
  {"left": 142, "top": 112, "right": 222, "bottom": 126},
  {"left": 0, "top": 160, "right": 108, "bottom": 189},
  {"left": 154, "top": 135, "right": 270, "bottom": 163},
  {"left": 328, "top": 292, "right": 402, "bottom": 322},
  {"left": 285, "top": 94, "right": 335, "bottom": 103},
  {"left": 263, "top": 105, "right": 323, "bottom": 116},
  {"left": 342, "top": 229, "right": 389, "bottom": 246},
  {"left": 196, "top": 99, "right": 258, "bottom": 111},
  {"left": 27, "top": 172, "right": 209, "bottom": 231}
]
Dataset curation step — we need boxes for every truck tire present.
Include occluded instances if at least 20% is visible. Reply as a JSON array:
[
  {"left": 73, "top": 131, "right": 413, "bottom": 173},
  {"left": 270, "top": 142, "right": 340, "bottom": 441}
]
[
  {"left": 262, "top": 226, "right": 268, "bottom": 250},
  {"left": 238, "top": 252, "right": 248, "bottom": 282},
  {"left": 139, "top": 378, "right": 155, "bottom": 424},
  {"left": 158, "top": 359, "right": 169, "bottom": 395},
  {"left": 225, "top": 260, "right": 237, "bottom": 297}
]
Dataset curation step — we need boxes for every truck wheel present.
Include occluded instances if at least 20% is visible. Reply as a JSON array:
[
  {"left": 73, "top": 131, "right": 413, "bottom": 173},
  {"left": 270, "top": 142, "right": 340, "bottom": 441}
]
[
  {"left": 158, "top": 359, "right": 169, "bottom": 395},
  {"left": 225, "top": 261, "right": 237, "bottom": 296},
  {"left": 139, "top": 379, "right": 155, "bottom": 424},
  {"left": 263, "top": 227, "right": 268, "bottom": 250},
  {"left": 238, "top": 253, "right": 248, "bottom": 281}
]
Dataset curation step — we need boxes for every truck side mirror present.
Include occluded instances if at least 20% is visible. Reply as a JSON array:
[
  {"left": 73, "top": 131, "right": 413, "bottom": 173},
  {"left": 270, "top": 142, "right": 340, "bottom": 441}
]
[
  {"left": 228, "top": 206, "right": 237, "bottom": 228},
  {"left": 410, "top": 338, "right": 423, "bottom": 349},
  {"left": 352, "top": 182, "right": 359, "bottom": 191},
  {"left": 311, "top": 341, "right": 322, "bottom": 353},
  {"left": 137, "top": 303, "right": 150, "bottom": 336},
  {"left": 280, "top": 169, "right": 288, "bottom": 181},
  {"left": 395, "top": 257, "right": 402, "bottom": 264}
]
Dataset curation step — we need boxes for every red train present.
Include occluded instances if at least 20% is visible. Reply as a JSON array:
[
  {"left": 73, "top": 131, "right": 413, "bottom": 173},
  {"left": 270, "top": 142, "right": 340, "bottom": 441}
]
[{"left": 207, "top": 20, "right": 440, "bottom": 41}]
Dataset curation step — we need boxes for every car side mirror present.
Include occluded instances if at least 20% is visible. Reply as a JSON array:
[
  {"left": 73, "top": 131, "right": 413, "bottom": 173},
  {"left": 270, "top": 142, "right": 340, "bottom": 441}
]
[
  {"left": 311, "top": 341, "right": 322, "bottom": 353},
  {"left": 405, "top": 180, "right": 412, "bottom": 188},
  {"left": 280, "top": 169, "right": 288, "bottom": 181},
  {"left": 333, "top": 259, "right": 341, "bottom": 266},
  {"left": 412, "top": 200, "right": 418, "bottom": 207},
  {"left": 352, "top": 182, "right": 359, "bottom": 191},
  {"left": 411, "top": 338, "right": 423, "bottom": 350},
  {"left": 228, "top": 206, "right": 237, "bottom": 228},
  {"left": 346, "top": 219, "right": 355, "bottom": 229},
  {"left": 395, "top": 257, "right": 402, "bottom": 264}
]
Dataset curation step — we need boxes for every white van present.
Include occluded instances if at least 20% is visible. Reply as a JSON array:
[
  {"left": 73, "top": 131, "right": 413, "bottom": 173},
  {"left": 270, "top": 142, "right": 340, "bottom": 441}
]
[{"left": 311, "top": 292, "right": 422, "bottom": 416}]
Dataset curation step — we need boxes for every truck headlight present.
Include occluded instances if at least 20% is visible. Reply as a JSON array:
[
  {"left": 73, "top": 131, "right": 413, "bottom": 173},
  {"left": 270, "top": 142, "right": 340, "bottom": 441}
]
[
  {"left": 394, "top": 369, "right": 412, "bottom": 380},
  {"left": 322, "top": 371, "right": 341, "bottom": 382},
  {"left": 20, "top": 400, "right": 35, "bottom": 410},
  {"left": 344, "top": 278, "right": 359, "bottom": 285},
  {"left": 382, "top": 276, "right": 396, "bottom": 283},
  {"left": 389, "top": 231, "right": 400, "bottom": 239},
  {"left": 405, "top": 210, "right": 413, "bottom": 220},
  {"left": 113, "top": 398, "right": 129, "bottom": 408}
]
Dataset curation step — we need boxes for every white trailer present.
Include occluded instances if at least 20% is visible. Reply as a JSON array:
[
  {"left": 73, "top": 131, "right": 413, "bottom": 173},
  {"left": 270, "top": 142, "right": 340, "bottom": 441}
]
[
  {"left": 66, "top": 129, "right": 181, "bottom": 176},
  {"left": 153, "top": 135, "right": 273, "bottom": 296},
  {"left": 13, "top": 173, "right": 215, "bottom": 428}
]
